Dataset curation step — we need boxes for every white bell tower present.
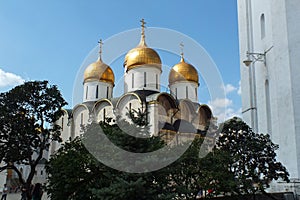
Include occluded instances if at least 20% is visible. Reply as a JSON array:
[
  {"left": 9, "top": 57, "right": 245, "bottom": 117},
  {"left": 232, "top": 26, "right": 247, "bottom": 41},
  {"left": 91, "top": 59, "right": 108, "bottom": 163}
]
[{"left": 238, "top": 0, "right": 300, "bottom": 193}]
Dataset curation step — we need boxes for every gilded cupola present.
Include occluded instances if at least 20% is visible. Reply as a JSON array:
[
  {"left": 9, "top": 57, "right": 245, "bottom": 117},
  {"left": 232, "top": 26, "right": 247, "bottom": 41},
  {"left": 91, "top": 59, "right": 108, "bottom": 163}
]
[
  {"left": 169, "top": 44, "right": 199, "bottom": 85},
  {"left": 83, "top": 39, "right": 115, "bottom": 85},
  {"left": 123, "top": 19, "right": 162, "bottom": 71}
]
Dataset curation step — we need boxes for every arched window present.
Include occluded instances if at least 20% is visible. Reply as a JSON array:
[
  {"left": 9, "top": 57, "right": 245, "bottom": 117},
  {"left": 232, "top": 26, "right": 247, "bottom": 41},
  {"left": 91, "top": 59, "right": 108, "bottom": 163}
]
[
  {"left": 260, "top": 13, "right": 265, "bottom": 39},
  {"left": 96, "top": 85, "right": 99, "bottom": 99}
]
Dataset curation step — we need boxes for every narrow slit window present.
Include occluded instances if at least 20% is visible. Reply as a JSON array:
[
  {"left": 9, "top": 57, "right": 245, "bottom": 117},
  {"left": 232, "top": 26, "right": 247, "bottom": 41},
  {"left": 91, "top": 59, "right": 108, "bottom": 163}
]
[
  {"left": 186, "top": 86, "right": 188, "bottom": 98},
  {"left": 156, "top": 74, "right": 158, "bottom": 89},
  {"left": 260, "top": 13, "right": 265, "bottom": 39},
  {"left": 106, "top": 86, "right": 109, "bottom": 98},
  {"left": 132, "top": 73, "right": 134, "bottom": 88},
  {"left": 86, "top": 86, "right": 88, "bottom": 99},
  {"left": 175, "top": 88, "right": 178, "bottom": 98},
  {"left": 80, "top": 113, "right": 83, "bottom": 125},
  {"left": 195, "top": 88, "right": 197, "bottom": 99},
  {"left": 103, "top": 109, "right": 106, "bottom": 121},
  {"left": 61, "top": 117, "right": 64, "bottom": 131},
  {"left": 96, "top": 85, "right": 99, "bottom": 99},
  {"left": 144, "top": 72, "right": 147, "bottom": 87}
]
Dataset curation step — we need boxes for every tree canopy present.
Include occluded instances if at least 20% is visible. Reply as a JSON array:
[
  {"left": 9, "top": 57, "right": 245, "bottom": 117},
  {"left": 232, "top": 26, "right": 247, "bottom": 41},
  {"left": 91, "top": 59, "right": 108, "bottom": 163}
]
[
  {"left": 46, "top": 112, "right": 206, "bottom": 200},
  {"left": 46, "top": 114, "right": 290, "bottom": 199},
  {"left": 199, "top": 117, "right": 290, "bottom": 197},
  {"left": 0, "top": 80, "right": 67, "bottom": 198}
]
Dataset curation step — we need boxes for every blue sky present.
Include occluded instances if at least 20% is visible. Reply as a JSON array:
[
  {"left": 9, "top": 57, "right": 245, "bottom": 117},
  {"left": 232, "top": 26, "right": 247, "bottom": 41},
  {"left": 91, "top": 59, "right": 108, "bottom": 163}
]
[{"left": 0, "top": 0, "right": 242, "bottom": 121}]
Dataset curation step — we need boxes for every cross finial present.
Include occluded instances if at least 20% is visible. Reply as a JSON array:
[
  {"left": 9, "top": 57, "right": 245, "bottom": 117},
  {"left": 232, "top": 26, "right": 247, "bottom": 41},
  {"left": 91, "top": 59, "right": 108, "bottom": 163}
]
[
  {"left": 180, "top": 42, "right": 185, "bottom": 62},
  {"left": 140, "top": 18, "right": 146, "bottom": 35},
  {"left": 139, "top": 18, "right": 147, "bottom": 46},
  {"left": 98, "top": 39, "right": 103, "bottom": 61}
]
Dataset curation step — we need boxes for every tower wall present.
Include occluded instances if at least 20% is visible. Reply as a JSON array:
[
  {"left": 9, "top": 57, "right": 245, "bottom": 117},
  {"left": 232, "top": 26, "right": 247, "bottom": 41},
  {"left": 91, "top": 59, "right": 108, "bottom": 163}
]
[
  {"left": 83, "top": 81, "right": 113, "bottom": 102},
  {"left": 238, "top": 0, "right": 300, "bottom": 186},
  {"left": 170, "top": 81, "right": 198, "bottom": 103},
  {"left": 124, "top": 66, "right": 161, "bottom": 93}
]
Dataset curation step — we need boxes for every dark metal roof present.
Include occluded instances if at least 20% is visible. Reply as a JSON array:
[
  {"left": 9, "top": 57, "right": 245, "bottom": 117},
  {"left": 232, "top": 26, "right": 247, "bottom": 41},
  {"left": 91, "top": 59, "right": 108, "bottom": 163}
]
[{"left": 132, "top": 90, "right": 159, "bottom": 102}]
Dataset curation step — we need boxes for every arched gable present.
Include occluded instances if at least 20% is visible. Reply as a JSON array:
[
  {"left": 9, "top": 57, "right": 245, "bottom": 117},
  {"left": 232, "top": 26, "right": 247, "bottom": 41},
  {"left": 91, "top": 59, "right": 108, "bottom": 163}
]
[
  {"left": 178, "top": 99, "right": 197, "bottom": 122},
  {"left": 72, "top": 104, "right": 90, "bottom": 138},
  {"left": 197, "top": 104, "right": 212, "bottom": 127},
  {"left": 92, "top": 99, "right": 115, "bottom": 123},
  {"left": 115, "top": 93, "right": 143, "bottom": 120},
  {"left": 156, "top": 92, "right": 177, "bottom": 111}
]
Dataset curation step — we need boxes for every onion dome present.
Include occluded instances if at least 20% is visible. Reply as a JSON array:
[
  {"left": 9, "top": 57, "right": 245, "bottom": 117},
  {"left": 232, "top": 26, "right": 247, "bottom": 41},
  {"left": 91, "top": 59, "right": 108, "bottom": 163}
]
[
  {"left": 123, "top": 19, "right": 162, "bottom": 71},
  {"left": 83, "top": 39, "right": 115, "bottom": 85},
  {"left": 169, "top": 49, "right": 199, "bottom": 85}
]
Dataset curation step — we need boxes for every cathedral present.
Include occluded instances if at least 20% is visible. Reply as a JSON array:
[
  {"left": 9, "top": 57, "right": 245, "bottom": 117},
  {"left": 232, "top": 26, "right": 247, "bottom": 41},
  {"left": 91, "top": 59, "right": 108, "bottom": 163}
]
[{"left": 51, "top": 19, "right": 215, "bottom": 154}]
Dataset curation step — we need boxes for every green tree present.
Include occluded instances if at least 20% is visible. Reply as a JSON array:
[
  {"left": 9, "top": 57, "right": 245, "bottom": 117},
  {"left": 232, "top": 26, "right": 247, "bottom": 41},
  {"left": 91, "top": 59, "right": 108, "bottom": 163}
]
[
  {"left": 0, "top": 80, "right": 67, "bottom": 198},
  {"left": 46, "top": 111, "right": 207, "bottom": 200},
  {"left": 200, "top": 117, "right": 290, "bottom": 198},
  {"left": 46, "top": 117, "right": 167, "bottom": 200},
  {"left": 45, "top": 136, "right": 101, "bottom": 200}
]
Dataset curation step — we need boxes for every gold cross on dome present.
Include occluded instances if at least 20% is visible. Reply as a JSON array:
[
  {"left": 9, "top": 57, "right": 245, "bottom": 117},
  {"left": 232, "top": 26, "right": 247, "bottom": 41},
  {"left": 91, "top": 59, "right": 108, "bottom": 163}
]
[
  {"left": 140, "top": 18, "right": 146, "bottom": 34},
  {"left": 98, "top": 39, "right": 103, "bottom": 60},
  {"left": 139, "top": 19, "right": 147, "bottom": 46},
  {"left": 180, "top": 42, "right": 184, "bottom": 59}
]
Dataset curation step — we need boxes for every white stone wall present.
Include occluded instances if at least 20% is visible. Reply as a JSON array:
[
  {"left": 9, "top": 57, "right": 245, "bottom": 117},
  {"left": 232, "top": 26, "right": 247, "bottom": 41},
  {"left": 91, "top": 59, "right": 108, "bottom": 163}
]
[
  {"left": 32, "top": 164, "right": 46, "bottom": 184},
  {"left": 285, "top": 0, "right": 300, "bottom": 177},
  {"left": 50, "top": 111, "right": 72, "bottom": 155},
  {"left": 95, "top": 104, "right": 115, "bottom": 123},
  {"left": 116, "top": 94, "right": 142, "bottom": 121},
  {"left": 147, "top": 102, "right": 159, "bottom": 136},
  {"left": 0, "top": 162, "right": 6, "bottom": 188},
  {"left": 83, "top": 81, "right": 113, "bottom": 102},
  {"left": 72, "top": 105, "right": 90, "bottom": 138},
  {"left": 170, "top": 81, "right": 198, "bottom": 103},
  {"left": 124, "top": 66, "right": 161, "bottom": 92},
  {"left": 238, "top": 0, "right": 300, "bottom": 180}
]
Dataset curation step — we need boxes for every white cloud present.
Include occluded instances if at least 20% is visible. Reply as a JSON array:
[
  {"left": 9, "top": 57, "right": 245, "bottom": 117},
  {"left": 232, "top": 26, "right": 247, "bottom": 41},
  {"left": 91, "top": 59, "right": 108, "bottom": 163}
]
[
  {"left": 208, "top": 98, "right": 232, "bottom": 109},
  {"left": 224, "top": 83, "right": 237, "bottom": 94},
  {"left": 208, "top": 98, "right": 241, "bottom": 122},
  {"left": 237, "top": 80, "right": 241, "bottom": 95},
  {"left": 0, "top": 68, "right": 24, "bottom": 88},
  {"left": 208, "top": 82, "right": 242, "bottom": 122}
]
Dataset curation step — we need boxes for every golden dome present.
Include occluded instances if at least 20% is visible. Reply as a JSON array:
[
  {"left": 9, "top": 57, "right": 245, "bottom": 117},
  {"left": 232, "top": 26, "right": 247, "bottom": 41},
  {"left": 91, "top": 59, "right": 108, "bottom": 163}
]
[
  {"left": 123, "top": 19, "right": 162, "bottom": 71},
  {"left": 169, "top": 57, "right": 199, "bottom": 85},
  {"left": 124, "top": 45, "right": 162, "bottom": 71},
  {"left": 83, "top": 58, "right": 115, "bottom": 85}
]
